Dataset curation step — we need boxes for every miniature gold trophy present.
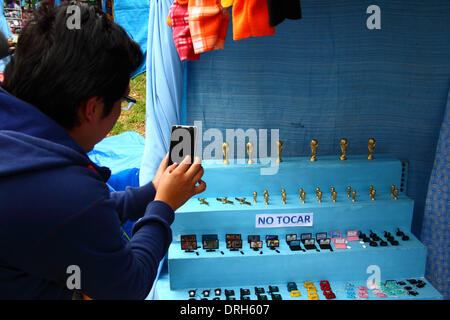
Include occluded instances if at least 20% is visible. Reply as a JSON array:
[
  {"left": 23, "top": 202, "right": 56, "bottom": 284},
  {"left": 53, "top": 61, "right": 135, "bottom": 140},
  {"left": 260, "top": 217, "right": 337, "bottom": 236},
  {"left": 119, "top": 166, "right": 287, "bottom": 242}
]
[
  {"left": 371, "top": 189, "right": 376, "bottom": 201},
  {"left": 393, "top": 189, "right": 399, "bottom": 200},
  {"left": 235, "top": 197, "right": 251, "bottom": 205},
  {"left": 352, "top": 190, "right": 356, "bottom": 202},
  {"left": 299, "top": 188, "right": 304, "bottom": 199},
  {"left": 253, "top": 191, "right": 257, "bottom": 203},
  {"left": 217, "top": 197, "right": 233, "bottom": 204},
  {"left": 368, "top": 138, "right": 376, "bottom": 160},
  {"left": 264, "top": 193, "right": 269, "bottom": 205},
  {"left": 301, "top": 191, "right": 306, "bottom": 204},
  {"left": 310, "top": 139, "right": 318, "bottom": 162},
  {"left": 331, "top": 191, "right": 337, "bottom": 203},
  {"left": 222, "top": 142, "right": 229, "bottom": 165},
  {"left": 276, "top": 140, "right": 283, "bottom": 163},
  {"left": 390, "top": 185, "right": 395, "bottom": 196},
  {"left": 246, "top": 142, "right": 255, "bottom": 164},
  {"left": 347, "top": 186, "right": 352, "bottom": 198},
  {"left": 339, "top": 138, "right": 348, "bottom": 160},
  {"left": 317, "top": 191, "right": 323, "bottom": 203}
]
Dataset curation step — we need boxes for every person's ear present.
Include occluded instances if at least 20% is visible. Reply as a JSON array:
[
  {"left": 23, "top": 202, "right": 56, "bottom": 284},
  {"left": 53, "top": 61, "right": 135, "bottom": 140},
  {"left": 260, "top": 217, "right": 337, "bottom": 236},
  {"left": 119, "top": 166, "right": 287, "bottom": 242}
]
[{"left": 79, "top": 97, "right": 103, "bottom": 124}]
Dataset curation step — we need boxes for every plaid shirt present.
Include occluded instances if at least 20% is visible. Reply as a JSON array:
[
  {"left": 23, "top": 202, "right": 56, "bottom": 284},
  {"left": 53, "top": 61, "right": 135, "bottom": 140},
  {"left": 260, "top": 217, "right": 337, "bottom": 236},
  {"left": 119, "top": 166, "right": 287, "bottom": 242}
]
[
  {"left": 188, "top": 0, "right": 230, "bottom": 54},
  {"left": 168, "top": 0, "right": 200, "bottom": 61}
]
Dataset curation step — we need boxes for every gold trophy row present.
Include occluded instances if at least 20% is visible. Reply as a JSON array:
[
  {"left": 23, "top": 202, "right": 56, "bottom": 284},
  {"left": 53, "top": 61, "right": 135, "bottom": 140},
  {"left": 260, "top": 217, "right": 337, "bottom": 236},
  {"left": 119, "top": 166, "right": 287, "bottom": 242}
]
[
  {"left": 222, "top": 138, "right": 377, "bottom": 164},
  {"left": 198, "top": 184, "right": 400, "bottom": 206}
]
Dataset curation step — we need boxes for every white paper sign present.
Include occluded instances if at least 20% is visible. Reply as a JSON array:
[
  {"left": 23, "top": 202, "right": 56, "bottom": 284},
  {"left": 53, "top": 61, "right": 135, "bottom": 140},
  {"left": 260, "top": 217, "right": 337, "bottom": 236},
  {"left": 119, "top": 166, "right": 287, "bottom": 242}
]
[{"left": 255, "top": 213, "right": 314, "bottom": 228}]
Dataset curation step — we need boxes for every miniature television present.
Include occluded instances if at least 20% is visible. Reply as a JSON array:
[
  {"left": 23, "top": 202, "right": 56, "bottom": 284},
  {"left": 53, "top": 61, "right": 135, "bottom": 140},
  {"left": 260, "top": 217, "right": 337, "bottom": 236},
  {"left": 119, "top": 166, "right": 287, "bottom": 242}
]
[
  {"left": 226, "top": 234, "right": 242, "bottom": 249},
  {"left": 267, "top": 239, "right": 279, "bottom": 249},
  {"left": 181, "top": 235, "right": 197, "bottom": 252},
  {"left": 202, "top": 234, "right": 219, "bottom": 251}
]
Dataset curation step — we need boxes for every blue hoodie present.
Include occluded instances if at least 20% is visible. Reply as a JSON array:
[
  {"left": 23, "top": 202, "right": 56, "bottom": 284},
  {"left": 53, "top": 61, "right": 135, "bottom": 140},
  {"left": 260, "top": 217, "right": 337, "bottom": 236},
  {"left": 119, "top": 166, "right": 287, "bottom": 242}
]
[{"left": 0, "top": 87, "right": 174, "bottom": 299}]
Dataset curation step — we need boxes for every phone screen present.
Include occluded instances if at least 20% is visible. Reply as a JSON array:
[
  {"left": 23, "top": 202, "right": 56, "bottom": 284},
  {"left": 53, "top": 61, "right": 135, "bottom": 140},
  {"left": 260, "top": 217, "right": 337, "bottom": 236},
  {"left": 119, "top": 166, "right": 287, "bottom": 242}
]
[{"left": 168, "top": 125, "right": 197, "bottom": 166}]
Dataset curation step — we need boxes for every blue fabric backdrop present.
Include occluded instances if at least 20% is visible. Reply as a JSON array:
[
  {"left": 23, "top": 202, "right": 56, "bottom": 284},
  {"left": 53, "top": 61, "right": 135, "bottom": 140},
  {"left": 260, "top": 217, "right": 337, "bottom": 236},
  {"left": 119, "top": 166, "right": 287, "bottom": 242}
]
[
  {"left": 421, "top": 90, "right": 450, "bottom": 299},
  {"left": 185, "top": 0, "right": 450, "bottom": 239}
]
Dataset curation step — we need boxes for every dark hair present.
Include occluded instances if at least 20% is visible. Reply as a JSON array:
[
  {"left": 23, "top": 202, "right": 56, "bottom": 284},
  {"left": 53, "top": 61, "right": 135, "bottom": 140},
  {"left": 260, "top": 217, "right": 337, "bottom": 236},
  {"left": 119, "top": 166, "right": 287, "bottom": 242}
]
[{"left": 1, "top": 1, "right": 143, "bottom": 129}]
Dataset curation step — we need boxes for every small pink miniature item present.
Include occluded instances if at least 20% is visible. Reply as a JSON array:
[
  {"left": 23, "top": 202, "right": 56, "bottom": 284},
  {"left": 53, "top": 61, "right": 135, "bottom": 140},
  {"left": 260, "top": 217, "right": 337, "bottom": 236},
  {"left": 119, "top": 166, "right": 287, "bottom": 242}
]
[{"left": 347, "top": 230, "right": 360, "bottom": 242}]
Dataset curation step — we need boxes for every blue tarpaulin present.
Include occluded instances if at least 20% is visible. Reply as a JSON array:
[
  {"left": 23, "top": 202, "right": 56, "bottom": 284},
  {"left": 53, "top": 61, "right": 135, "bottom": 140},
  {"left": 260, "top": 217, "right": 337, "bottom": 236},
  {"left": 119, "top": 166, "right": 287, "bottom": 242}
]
[
  {"left": 113, "top": 0, "right": 150, "bottom": 77},
  {"left": 88, "top": 130, "right": 144, "bottom": 191}
]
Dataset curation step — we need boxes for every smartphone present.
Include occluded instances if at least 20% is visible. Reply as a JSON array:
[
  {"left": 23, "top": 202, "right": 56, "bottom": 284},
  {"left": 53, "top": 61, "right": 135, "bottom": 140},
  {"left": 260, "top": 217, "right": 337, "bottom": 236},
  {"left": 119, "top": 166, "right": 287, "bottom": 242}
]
[{"left": 168, "top": 125, "right": 197, "bottom": 166}]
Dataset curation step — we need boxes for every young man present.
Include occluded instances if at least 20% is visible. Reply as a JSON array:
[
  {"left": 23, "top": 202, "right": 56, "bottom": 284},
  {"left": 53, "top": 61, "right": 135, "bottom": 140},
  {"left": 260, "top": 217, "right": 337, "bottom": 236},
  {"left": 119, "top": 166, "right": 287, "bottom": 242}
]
[{"left": 0, "top": 3, "right": 205, "bottom": 299}]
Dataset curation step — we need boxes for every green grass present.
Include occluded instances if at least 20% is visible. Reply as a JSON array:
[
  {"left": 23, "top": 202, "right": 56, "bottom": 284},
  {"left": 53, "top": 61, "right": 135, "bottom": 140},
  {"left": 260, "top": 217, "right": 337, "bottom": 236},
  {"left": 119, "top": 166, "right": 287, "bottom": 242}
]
[{"left": 109, "top": 72, "right": 146, "bottom": 137}]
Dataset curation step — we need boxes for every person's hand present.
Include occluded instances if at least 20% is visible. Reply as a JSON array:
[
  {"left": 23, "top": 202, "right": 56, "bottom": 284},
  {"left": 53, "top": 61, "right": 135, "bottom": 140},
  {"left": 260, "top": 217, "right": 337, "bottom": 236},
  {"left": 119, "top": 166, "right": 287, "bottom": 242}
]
[
  {"left": 154, "top": 155, "right": 206, "bottom": 211},
  {"left": 152, "top": 153, "right": 169, "bottom": 191}
]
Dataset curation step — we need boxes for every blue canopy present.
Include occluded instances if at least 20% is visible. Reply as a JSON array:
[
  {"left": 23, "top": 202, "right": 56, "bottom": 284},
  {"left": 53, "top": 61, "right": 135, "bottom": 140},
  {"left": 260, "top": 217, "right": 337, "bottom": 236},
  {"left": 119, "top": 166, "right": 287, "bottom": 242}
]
[{"left": 113, "top": 0, "right": 150, "bottom": 77}]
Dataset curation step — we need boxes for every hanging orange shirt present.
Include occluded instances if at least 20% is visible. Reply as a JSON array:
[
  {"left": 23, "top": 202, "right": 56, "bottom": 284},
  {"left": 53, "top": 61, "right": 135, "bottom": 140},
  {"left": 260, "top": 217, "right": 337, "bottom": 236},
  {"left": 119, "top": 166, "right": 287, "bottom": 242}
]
[
  {"left": 188, "top": 0, "right": 230, "bottom": 54},
  {"left": 232, "top": 0, "right": 275, "bottom": 41}
]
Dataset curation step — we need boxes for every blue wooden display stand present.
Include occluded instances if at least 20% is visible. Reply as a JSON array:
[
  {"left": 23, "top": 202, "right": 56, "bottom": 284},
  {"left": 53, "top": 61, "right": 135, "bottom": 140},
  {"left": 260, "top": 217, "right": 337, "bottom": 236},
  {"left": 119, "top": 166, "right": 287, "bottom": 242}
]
[{"left": 154, "top": 154, "right": 443, "bottom": 300}]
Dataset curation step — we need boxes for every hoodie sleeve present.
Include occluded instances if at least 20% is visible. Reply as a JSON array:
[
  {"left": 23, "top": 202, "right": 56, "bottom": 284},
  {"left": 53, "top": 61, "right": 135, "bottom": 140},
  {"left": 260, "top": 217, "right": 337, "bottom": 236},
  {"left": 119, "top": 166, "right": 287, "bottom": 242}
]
[
  {"left": 25, "top": 197, "right": 174, "bottom": 300},
  {"left": 110, "top": 181, "right": 157, "bottom": 223}
]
